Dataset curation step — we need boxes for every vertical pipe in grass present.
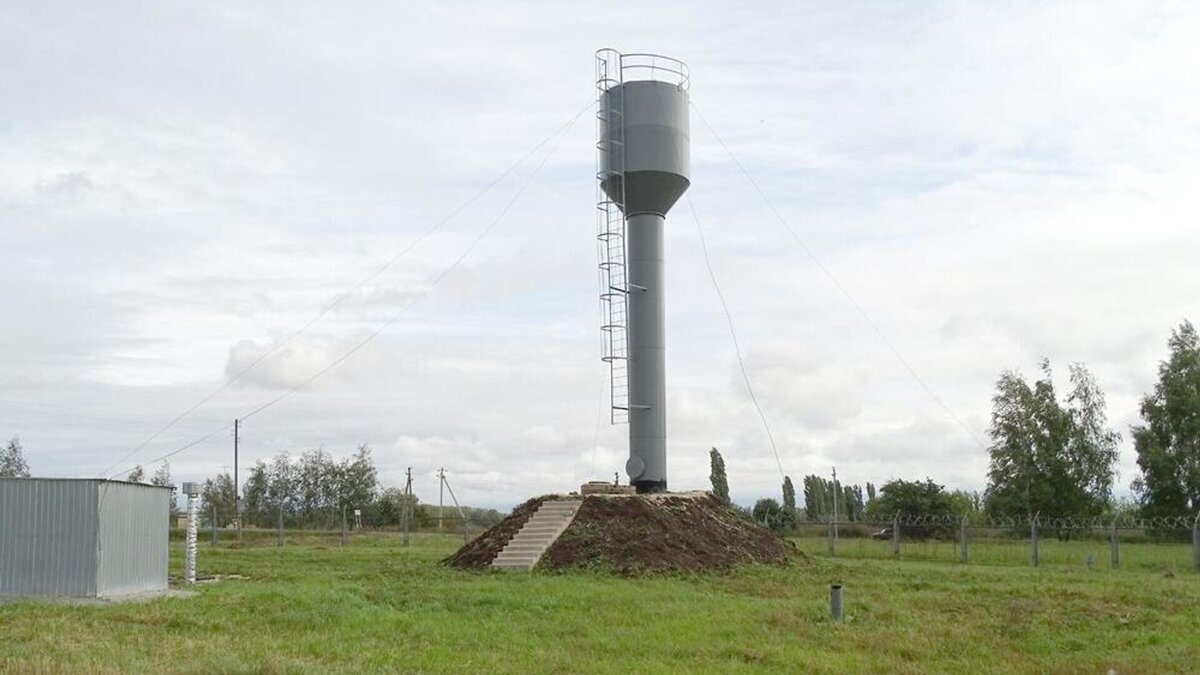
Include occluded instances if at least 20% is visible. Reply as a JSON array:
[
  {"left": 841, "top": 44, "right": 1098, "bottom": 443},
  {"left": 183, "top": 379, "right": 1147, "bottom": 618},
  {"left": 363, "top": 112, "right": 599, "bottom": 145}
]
[
  {"left": 830, "top": 584, "right": 843, "bottom": 621},
  {"left": 182, "top": 482, "right": 201, "bottom": 584}
]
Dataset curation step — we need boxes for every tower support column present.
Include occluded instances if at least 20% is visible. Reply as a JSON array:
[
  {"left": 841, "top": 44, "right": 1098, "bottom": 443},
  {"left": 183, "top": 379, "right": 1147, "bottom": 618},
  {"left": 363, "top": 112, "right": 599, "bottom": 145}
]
[{"left": 626, "top": 211, "right": 666, "bottom": 493}]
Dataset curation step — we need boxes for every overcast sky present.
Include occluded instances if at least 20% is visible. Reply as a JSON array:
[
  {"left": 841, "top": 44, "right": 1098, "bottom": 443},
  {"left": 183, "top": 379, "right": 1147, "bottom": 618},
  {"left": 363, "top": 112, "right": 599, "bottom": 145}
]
[{"left": 3, "top": 1, "right": 1198, "bottom": 509}]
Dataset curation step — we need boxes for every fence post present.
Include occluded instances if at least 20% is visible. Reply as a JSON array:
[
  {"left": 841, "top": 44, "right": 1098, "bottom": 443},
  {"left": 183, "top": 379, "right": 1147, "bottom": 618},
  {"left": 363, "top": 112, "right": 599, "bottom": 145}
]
[
  {"left": 892, "top": 512, "right": 900, "bottom": 558},
  {"left": 341, "top": 505, "right": 348, "bottom": 547},
  {"left": 827, "top": 515, "right": 835, "bottom": 556},
  {"left": 959, "top": 515, "right": 969, "bottom": 564},
  {"left": 1030, "top": 513, "right": 1040, "bottom": 568},
  {"left": 1109, "top": 518, "right": 1119, "bottom": 570},
  {"left": 211, "top": 506, "right": 217, "bottom": 546},
  {"left": 1192, "top": 511, "right": 1200, "bottom": 572},
  {"left": 277, "top": 504, "right": 284, "bottom": 548}
]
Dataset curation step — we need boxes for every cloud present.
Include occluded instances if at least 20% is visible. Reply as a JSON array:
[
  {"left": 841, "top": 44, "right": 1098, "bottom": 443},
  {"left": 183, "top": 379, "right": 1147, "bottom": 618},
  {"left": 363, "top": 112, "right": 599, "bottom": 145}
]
[{"left": 3, "top": 1, "right": 1199, "bottom": 510}]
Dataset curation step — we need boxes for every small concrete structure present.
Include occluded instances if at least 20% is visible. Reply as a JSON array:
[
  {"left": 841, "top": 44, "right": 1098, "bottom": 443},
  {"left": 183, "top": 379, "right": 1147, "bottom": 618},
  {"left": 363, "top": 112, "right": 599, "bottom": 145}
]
[
  {"left": 580, "top": 481, "right": 636, "bottom": 496},
  {"left": 0, "top": 478, "right": 171, "bottom": 598},
  {"left": 492, "top": 500, "right": 581, "bottom": 572}
]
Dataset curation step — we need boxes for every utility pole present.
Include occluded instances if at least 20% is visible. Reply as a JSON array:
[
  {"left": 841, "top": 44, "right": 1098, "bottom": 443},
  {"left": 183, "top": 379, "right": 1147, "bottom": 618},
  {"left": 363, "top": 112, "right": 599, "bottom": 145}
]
[
  {"left": 234, "top": 419, "right": 242, "bottom": 544},
  {"left": 402, "top": 467, "right": 413, "bottom": 547},
  {"left": 831, "top": 466, "right": 839, "bottom": 543},
  {"left": 437, "top": 467, "right": 445, "bottom": 531},
  {"left": 442, "top": 473, "right": 471, "bottom": 544}
]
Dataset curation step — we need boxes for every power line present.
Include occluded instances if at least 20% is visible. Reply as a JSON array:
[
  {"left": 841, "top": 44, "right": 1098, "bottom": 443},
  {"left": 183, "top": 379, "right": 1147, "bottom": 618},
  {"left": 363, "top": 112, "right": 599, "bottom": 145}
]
[
  {"left": 687, "top": 196, "right": 786, "bottom": 480},
  {"left": 114, "top": 104, "right": 588, "bottom": 477},
  {"left": 101, "top": 101, "right": 593, "bottom": 477},
  {"left": 690, "top": 100, "right": 988, "bottom": 451}
]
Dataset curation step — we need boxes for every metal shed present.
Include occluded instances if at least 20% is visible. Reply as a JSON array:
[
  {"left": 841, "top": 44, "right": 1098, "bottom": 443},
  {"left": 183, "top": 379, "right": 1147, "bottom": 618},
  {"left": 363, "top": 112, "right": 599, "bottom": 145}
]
[{"left": 0, "top": 478, "right": 171, "bottom": 598}]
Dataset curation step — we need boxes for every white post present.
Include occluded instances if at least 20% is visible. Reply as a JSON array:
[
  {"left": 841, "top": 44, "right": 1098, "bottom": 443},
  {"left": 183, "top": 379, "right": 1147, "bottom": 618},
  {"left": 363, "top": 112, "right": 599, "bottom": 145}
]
[{"left": 182, "top": 482, "right": 201, "bottom": 585}]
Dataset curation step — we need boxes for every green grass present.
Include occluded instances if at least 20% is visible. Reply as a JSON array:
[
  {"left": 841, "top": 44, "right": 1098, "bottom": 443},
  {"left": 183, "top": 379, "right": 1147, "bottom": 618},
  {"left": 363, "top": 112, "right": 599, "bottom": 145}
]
[
  {"left": 2, "top": 534, "right": 1198, "bottom": 673},
  {"left": 793, "top": 533, "right": 1198, "bottom": 572}
]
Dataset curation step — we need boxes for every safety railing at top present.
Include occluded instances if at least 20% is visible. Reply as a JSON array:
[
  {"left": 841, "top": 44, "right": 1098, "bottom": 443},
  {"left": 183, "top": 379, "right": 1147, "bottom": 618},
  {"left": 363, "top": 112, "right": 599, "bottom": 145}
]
[{"left": 595, "top": 49, "right": 690, "bottom": 92}]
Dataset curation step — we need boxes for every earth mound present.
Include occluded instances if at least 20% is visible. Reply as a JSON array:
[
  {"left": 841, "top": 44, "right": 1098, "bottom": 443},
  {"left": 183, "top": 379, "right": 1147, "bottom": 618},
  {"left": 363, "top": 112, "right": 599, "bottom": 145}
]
[{"left": 443, "top": 491, "right": 791, "bottom": 573}]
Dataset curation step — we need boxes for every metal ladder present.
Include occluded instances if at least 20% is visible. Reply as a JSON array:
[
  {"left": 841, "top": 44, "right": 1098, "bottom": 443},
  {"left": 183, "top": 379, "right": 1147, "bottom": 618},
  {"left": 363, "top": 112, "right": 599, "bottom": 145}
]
[{"left": 595, "top": 50, "right": 629, "bottom": 424}]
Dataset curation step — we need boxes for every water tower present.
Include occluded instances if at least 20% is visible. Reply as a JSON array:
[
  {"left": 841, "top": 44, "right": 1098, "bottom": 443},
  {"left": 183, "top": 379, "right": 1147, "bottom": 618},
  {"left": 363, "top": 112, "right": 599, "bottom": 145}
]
[{"left": 595, "top": 50, "right": 690, "bottom": 493}]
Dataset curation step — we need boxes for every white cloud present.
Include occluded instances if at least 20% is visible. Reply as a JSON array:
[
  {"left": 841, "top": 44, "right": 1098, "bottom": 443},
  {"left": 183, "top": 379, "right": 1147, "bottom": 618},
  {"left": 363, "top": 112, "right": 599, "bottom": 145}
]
[{"left": 3, "top": 1, "right": 1199, "bottom": 509}]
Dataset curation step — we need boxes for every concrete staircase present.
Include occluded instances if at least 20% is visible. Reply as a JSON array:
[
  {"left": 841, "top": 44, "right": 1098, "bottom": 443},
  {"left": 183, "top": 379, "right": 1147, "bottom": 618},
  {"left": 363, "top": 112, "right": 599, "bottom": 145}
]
[{"left": 491, "top": 499, "right": 582, "bottom": 572}]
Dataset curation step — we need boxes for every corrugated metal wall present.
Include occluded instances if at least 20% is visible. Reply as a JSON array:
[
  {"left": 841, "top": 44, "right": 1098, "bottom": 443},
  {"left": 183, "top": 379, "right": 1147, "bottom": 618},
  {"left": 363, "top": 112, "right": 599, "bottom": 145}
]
[
  {"left": 0, "top": 478, "right": 170, "bottom": 598},
  {"left": 96, "top": 481, "right": 169, "bottom": 596},
  {"left": 0, "top": 479, "right": 99, "bottom": 597}
]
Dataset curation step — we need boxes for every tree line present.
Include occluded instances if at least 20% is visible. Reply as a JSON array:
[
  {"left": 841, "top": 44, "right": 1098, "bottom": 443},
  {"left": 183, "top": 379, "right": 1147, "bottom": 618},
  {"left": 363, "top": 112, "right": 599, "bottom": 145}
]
[
  {"left": 716, "top": 320, "right": 1200, "bottom": 529},
  {"left": 199, "top": 446, "right": 503, "bottom": 531}
]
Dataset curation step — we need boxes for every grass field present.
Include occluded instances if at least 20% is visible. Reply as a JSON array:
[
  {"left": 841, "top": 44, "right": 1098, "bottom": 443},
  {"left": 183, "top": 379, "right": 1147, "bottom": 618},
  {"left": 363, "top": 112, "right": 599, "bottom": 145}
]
[
  {"left": 792, "top": 533, "right": 1199, "bottom": 572},
  {"left": 2, "top": 533, "right": 1199, "bottom": 673}
]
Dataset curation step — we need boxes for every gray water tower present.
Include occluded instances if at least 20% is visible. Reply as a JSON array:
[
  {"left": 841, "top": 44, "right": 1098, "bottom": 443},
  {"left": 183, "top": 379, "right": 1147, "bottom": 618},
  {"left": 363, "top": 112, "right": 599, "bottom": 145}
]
[{"left": 595, "top": 50, "right": 690, "bottom": 493}]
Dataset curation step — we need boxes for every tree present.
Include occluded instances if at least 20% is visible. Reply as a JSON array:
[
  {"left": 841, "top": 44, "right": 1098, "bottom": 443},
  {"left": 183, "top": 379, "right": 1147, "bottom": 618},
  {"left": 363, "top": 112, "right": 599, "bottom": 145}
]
[
  {"left": 948, "top": 489, "right": 983, "bottom": 516},
  {"left": 236, "top": 446, "right": 380, "bottom": 528},
  {"left": 752, "top": 498, "right": 786, "bottom": 532},
  {"left": 800, "top": 475, "right": 866, "bottom": 522},
  {"left": 336, "top": 445, "right": 379, "bottom": 510},
  {"left": 866, "top": 478, "right": 957, "bottom": 520},
  {"left": 1132, "top": 321, "right": 1200, "bottom": 516},
  {"left": 126, "top": 465, "right": 145, "bottom": 483},
  {"left": 201, "top": 472, "right": 237, "bottom": 527},
  {"left": 150, "top": 461, "right": 173, "bottom": 488},
  {"left": 802, "top": 474, "right": 828, "bottom": 521},
  {"left": 781, "top": 476, "right": 797, "bottom": 530},
  {"left": 838, "top": 484, "right": 865, "bottom": 522},
  {"left": 985, "top": 359, "right": 1119, "bottom": 517},
  {"left": 0, "top": 436, "right": 31, "bottom": 477},
  {"left": 149, "top": 462, "right": 176, "bottom": 516},
  {"left": 864, "top": 478, "right": 959, "bottom": 538},
  {"left": 709, "top": 448, "right": 730, "bottom": 504}
]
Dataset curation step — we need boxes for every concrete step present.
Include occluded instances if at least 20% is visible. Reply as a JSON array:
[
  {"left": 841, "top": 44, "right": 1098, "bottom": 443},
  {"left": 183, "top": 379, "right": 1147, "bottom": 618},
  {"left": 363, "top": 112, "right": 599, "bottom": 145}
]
[
  {"left": 513, "top": 527, "right": 558, "bottom": 534},
  {"left": 505, "top": 534, "right": 553, "bottom": 543},
  {"left": 493, "top": 553, "right": 540, "bottom": 563},
  {"left": 491, "top": 499, "right": 582, "bottom": 573},
  {"left": 494, "top": 557, "right": 537, "bottom": 566},
  {"left": 508, "top": 534, "right": 555, "bottom": 543},
  {"left": 501, "top": 538, "right": 549, "bottom": 550},
  {"left": 494, "top": 556, "right": 539, "bottom": 566}
]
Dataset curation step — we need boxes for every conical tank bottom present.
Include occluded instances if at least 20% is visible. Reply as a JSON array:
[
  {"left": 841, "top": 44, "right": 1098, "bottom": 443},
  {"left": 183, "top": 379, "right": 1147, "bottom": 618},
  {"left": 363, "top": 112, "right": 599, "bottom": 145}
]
[{"left": 601, "top": 172, "right": 690, "bottom": 217}]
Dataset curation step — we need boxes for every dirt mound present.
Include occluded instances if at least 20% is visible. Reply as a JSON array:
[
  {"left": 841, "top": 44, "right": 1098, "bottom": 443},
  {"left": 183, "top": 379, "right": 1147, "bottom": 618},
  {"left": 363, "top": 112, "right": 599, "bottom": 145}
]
[{"left": 443, "top": 492, "right": 791, "bottom": 573}]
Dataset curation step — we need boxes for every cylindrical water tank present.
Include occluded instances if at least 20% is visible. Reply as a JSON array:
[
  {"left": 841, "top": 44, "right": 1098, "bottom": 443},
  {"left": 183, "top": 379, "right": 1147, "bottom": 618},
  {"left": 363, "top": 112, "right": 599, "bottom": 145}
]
[
  {"left": 597, "top": 53, "right": 690, "bottom": 493},
  {"left": 599, "top": 79, "right": 690, "bottom": 216}
]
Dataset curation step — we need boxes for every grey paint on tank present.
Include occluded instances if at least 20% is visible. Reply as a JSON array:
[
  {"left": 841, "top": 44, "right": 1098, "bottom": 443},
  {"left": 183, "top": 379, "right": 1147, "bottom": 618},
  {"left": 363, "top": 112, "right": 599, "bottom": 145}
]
[
  {"left": 600, "top": 80, "right": 690, "bottom": 217},
  {"left": 625, "top": 211, "right": 668, "bottom": 490},
  {"left": 0, "top": 478, "right": 170, "bottom": 598},
  {"left": 599, "top": 69, "right": 690, "bottom": 493}
]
